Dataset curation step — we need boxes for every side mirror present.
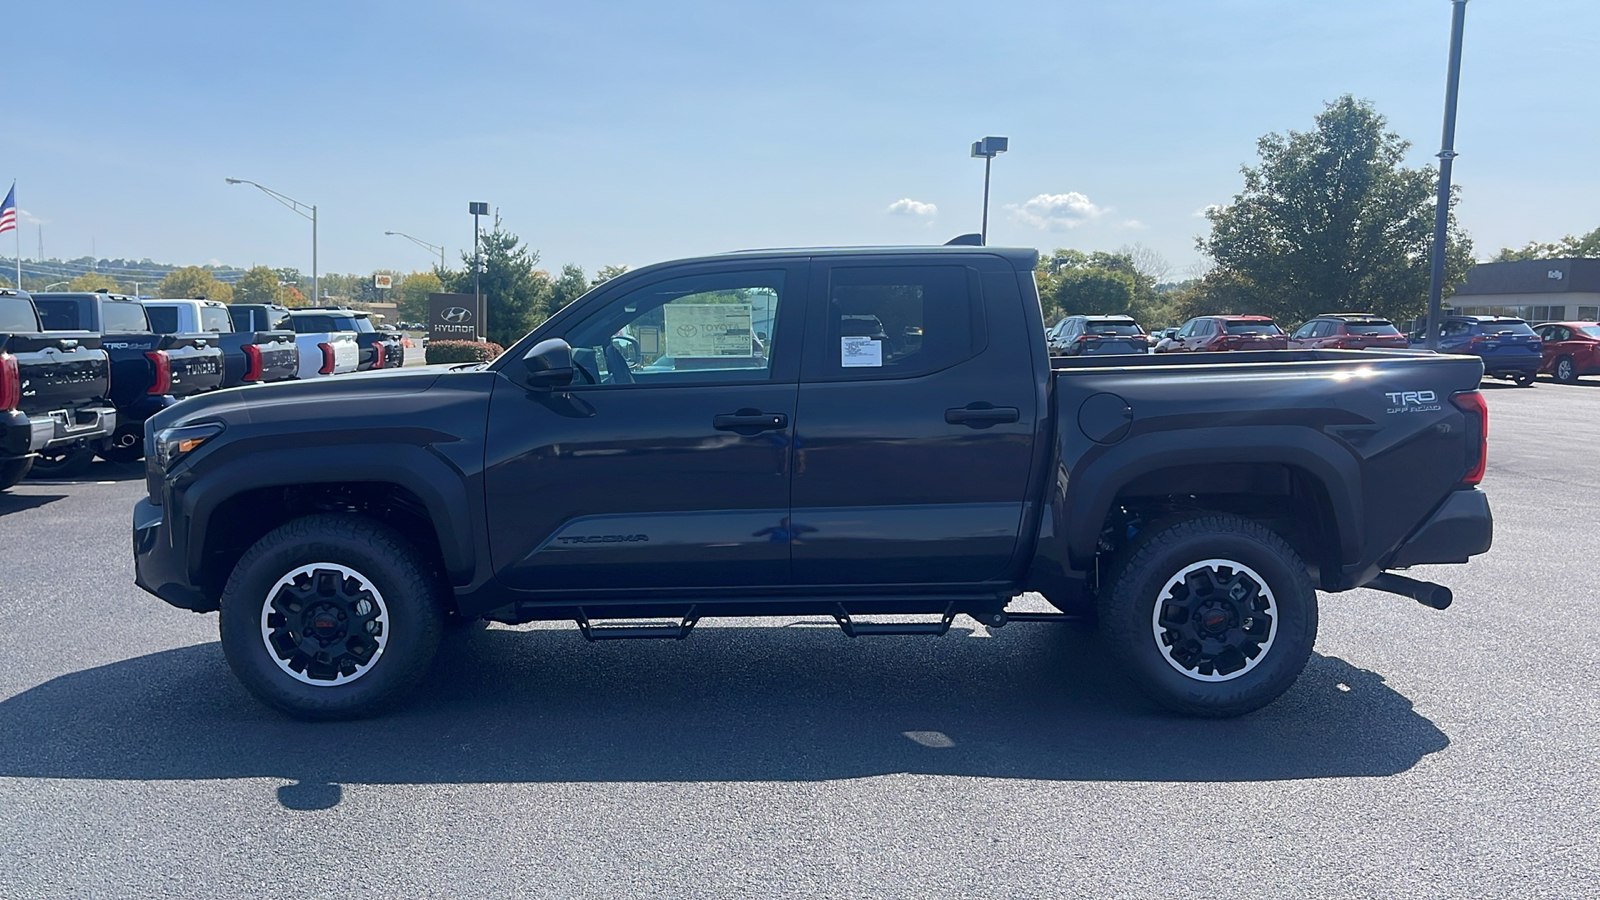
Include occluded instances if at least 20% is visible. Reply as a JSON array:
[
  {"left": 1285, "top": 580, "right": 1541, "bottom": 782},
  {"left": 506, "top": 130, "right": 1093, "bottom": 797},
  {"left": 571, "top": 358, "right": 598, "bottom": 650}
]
[{"left": 521, "top": 338, "right": 575, "bottom": 389}]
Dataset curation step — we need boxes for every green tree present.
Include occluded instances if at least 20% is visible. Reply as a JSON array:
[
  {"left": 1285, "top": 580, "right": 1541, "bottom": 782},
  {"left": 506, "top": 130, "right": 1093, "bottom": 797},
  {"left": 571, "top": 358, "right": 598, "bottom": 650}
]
[
  {"left": 155, "top": 266, "right": 234, "bottom": 303},
  {"left": 438, "top": 218, "right": 552, "bottom": 346},
  {"left": 396, "top": 271, "right": 442, "bottom": 322},
  {"left": 550, "top": 263, "right": 589, "bottom": 316},
  {"left": 592, "top": 264, "right": 629, "bottom": 286},
  {"left": 1493, "top": 226, "right": 1600, "bottom": 261},
  {"left": 1199, "top": 95, "right": 1473, "bottom": 326},
  {"left": 234, "top": 266, "right": 283, "bottom": 305},
  {"left": 67, "top": 272, "right": 122, "bottom": 292}
]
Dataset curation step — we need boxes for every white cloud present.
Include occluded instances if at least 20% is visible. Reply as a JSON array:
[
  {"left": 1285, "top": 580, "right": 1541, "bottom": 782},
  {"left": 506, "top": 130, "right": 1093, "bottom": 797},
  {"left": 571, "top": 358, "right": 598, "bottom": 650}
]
[
  {"left": 1007, "top": 192, "right": 1107, "bottom": 230},
  {"left": 1194, "top": 204, "right": 1223, "bottom": 218},
  {"left": 18, "top": 208, "right": 45, "bottom": 225},
  {"left": 886, "top": 198, "right": 938, "bottom": 217}
]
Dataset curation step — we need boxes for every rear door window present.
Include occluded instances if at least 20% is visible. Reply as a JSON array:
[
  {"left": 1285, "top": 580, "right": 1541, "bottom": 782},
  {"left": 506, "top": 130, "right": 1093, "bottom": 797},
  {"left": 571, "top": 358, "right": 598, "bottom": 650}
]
[{"left": 813, "top": 265, "right": 979, "bottom": 380}]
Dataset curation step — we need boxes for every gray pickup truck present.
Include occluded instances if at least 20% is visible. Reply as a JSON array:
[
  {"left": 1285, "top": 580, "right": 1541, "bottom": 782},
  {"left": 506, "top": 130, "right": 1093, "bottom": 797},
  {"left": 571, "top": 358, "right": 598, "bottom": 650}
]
[{"left": 133, "top": 244, "right": 1493, "bottom": 720}]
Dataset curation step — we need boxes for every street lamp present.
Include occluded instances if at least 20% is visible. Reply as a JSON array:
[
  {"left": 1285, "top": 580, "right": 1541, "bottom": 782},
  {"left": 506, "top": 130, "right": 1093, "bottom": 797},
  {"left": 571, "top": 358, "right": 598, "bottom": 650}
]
[
  {"left": 970, "top": 136, "right": 1009, "bottom": 246},
  {"left": 468, "top": 202, "right": 488, "bottom": 341},
  {"left": 1424, "top": 1, "right": 1469, "bottom": 351},
  {"left": 226, "top": 178, "right": 319, "bottom": 305},
  {"left": 384, "top": 231, "right": 446, "bottom": 269}
]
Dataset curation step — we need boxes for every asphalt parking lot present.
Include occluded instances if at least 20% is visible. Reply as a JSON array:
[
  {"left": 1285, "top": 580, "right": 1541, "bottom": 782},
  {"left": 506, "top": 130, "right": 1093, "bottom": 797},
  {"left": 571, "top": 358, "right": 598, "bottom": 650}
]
[{"left": 1, "top": 379, "right": 1596, "bottom": 899}]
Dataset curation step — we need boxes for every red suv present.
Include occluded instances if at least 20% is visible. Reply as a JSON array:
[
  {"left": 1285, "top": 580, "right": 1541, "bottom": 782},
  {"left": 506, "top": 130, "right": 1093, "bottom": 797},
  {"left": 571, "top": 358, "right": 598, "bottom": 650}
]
[
  {"left": 1288, "top": 313, "right": 1411, "bottom": 350},
  {"left": 1158, "top": 315, "right": 1287, "bottom": 352},
  {"left": 1533, "top": 321, "right": 1600, "bottom": 383}
]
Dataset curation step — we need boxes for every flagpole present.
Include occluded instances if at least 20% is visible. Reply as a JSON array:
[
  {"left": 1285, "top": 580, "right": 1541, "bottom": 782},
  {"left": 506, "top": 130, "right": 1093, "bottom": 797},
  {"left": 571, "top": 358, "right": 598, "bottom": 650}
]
[{"left": 11, "top": 182, "right": 18, "bottom": 290}]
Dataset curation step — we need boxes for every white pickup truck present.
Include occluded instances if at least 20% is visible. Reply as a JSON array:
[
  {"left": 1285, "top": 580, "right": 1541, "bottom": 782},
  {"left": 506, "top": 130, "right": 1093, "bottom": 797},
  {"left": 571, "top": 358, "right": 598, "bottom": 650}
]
[{"left": 228, "top": 304, "right": 358, "bottom": 378}]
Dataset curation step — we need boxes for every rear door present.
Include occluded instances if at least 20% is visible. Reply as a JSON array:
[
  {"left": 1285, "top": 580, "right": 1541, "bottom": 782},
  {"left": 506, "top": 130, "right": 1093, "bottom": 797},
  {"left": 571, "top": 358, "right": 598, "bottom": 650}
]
[
  {"left": 484, "top": 262, "right": 805, "bottom": 592},
  {"left": 788, "top": 256, "right": 1038, "bottom": 586}
]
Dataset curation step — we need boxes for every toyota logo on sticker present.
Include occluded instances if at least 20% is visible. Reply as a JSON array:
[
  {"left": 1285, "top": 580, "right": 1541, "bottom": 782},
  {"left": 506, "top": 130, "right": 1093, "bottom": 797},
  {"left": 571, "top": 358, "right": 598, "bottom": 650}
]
[{"left": 441, "top": 307, "right": 473, "bottom": 324}]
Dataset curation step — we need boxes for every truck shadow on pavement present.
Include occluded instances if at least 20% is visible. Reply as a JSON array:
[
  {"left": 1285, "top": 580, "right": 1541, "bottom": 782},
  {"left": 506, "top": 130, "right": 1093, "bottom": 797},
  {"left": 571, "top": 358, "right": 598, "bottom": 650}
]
[{"left": 0, "top": 623, "right": 1448, "bottom": 809}]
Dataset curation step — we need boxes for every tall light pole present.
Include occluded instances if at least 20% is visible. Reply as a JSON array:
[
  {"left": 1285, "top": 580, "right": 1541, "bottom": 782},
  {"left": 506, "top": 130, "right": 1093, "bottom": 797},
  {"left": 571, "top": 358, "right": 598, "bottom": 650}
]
[
  {"left": 384, "top": 231, "right": 446, "bottom": 269},
  {"left": 970, "top": 136, "right": 1009, "bottom": 246},
  {"left": 468, "top": 202, "right": 488, "bottom": 341},
  {"left": 1424, "top": 1, "right": 1469, "bottom": 351},
  {"left": 226, "top": 178, "right": 319, "bottom": 305}
]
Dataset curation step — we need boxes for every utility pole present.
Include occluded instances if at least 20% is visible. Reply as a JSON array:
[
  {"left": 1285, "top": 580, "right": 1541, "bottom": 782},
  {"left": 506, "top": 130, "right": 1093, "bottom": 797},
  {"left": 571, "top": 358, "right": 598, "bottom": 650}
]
[{"left": 1425, "top": 1, "right": 1469, "bottom": 351}]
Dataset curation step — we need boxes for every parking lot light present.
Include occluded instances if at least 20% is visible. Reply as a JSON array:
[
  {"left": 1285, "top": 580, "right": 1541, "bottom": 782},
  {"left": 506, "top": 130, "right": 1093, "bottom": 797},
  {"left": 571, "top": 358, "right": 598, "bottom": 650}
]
[
  {"left": 227, "top": 178, "right": 319, "bottom": 305},
  {"left": 970, "top": 136, "right": 1009, "bottom": 246}
]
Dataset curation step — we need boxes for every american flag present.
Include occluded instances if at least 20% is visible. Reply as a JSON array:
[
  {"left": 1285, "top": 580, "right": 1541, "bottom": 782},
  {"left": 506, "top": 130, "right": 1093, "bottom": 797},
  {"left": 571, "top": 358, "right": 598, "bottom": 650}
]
[{"left": 0, "top": 185, "right": 15, "bottom": 235}]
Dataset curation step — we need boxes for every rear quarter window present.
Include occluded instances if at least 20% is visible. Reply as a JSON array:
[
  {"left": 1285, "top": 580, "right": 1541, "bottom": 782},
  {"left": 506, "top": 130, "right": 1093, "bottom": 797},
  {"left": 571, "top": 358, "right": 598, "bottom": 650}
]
[
  {"left": 0, "top": 297, "right": 40, "bottom": 332},
  {"left": 101, "top": 301, "right": 150, "bottom": 333},
  {"left": 145, "top": 306, "right": 180, "bottom": 333}
]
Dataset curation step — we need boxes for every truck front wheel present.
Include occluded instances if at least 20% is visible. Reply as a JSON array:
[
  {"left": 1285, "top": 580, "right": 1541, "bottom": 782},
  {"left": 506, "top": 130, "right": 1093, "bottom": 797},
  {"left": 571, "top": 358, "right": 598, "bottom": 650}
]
[
  {"left": 218, "top": 514, "right": 444, "bottom": 720},
  {"left": 1100, "top": 515, "right": 1317, "bottom": 717}
]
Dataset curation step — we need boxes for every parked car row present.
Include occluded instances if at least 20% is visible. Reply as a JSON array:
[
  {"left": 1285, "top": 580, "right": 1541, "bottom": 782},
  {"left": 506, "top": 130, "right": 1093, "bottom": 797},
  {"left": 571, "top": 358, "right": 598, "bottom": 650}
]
[
  {"left": 1047, "top": 307, "right": 1600, "bottom": 388},
  {"left": 1, "top": 288, "right": 404, "bottom": 489}
]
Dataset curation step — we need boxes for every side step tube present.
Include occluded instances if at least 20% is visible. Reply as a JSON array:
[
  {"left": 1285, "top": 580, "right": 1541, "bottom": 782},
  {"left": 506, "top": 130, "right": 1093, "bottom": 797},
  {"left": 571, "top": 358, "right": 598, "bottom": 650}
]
[
  {"left": 834, "top": 602, "right": 956, "bottom": 637},
  {"left": 1364, "top": 573, "right": 1453, "bottom": 610},
  {"left": 575, "top": 605, "right": 700, "bottom": 641}
]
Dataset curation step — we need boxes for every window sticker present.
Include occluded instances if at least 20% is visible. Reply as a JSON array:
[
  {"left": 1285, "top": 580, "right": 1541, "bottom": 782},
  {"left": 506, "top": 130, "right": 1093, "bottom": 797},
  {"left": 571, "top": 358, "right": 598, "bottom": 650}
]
[{"left": 841, "top": 335, "right": 882, "bottom": 367}]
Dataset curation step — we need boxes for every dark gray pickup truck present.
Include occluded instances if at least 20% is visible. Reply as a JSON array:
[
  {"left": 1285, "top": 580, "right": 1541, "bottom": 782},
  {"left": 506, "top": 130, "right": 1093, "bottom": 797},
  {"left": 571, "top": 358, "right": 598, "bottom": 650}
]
[
  {"left": 133, "top": 245, "right": 1493, "bottom": 720},
  {"left": 0, "top": 288, "right": 116, "bottom": 488}
]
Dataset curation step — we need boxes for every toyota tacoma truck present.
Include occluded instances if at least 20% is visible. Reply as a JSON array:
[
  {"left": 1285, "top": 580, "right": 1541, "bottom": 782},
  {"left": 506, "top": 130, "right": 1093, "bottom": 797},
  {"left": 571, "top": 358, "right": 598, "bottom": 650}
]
[
  {"left": 0, "top": 288, "right": 116, "bottom": 487},
  {"left": 142, "top": 298, "right": 298, "bottom": 388},
  {"left": 132, "top": 245, "right": 1493, "bottom": 720},
  {"left": 33, "top": 290, "right": 224, "bottom": 464}
]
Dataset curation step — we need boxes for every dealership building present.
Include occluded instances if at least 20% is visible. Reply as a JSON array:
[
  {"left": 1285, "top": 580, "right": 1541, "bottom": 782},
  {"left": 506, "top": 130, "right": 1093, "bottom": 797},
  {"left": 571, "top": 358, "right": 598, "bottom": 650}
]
[{"left": 1447, "top": 258, "right": 1600, "bottom": 322}]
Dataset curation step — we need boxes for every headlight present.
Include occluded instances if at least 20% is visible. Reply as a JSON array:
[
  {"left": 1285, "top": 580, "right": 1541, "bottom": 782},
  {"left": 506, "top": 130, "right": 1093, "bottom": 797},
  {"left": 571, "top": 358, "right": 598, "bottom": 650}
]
[{"left": 154, "top": 422, "right": 225, "bottom": 471}]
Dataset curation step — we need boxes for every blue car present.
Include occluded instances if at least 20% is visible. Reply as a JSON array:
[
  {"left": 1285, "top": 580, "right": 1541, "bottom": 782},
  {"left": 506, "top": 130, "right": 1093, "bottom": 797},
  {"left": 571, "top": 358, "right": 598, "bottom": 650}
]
[{"left": 1413, "top": 315, "right": 1542, "bottom": 386}]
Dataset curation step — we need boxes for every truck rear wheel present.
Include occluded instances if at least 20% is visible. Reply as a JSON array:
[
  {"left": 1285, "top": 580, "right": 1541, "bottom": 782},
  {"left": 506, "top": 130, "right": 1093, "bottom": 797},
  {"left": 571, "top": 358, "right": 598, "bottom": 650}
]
[
  {"left": 28, "top": 445, "right": 94, "bottom": 478},
  {"left": 0, "top": 457, "right": 32, "bottom": 490},
  {"left": 219, "top": 514, "right": 444, "bottom": 720},
  {"left": 1099, "top": 515, "right": 1317, "bottom": 717}
]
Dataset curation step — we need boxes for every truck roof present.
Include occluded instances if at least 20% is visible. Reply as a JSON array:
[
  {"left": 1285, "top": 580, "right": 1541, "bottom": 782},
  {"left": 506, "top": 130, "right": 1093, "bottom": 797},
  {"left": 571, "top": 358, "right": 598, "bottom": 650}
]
[{"left": 703, "top": 244, "right": 1039, "bottom": 269}]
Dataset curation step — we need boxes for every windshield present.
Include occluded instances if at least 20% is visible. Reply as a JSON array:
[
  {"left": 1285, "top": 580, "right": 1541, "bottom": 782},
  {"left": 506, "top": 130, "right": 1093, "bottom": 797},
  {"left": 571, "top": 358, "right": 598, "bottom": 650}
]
[
  {"left": 1085, "top": 322, "right": 1143, "bottom": 336},
  {"left": 1225, "top": 321, "right": 1281, "bottom": 335},
  {"left": 1485, "top": 320, "right": 1536, "bottom": 336},
  {"left": 1346, "top": 321, "right": 1399, "bottom": 335}
]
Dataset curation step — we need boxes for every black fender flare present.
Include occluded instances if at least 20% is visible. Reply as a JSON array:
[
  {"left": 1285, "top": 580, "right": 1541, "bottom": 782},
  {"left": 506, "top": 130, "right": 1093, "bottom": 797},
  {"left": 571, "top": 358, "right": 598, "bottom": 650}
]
[
  {"left": 1062, "top": 425, "right": 1363, "bottom": 570},
  {"left": 179, "top": 443, "right": 476, "bottom": 584}
]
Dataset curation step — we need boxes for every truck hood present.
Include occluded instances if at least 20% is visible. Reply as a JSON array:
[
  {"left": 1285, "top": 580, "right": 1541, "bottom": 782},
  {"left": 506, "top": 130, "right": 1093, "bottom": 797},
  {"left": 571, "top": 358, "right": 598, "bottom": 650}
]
[{"left": 148, "top": 364, "right": 473, "bottom": 431}]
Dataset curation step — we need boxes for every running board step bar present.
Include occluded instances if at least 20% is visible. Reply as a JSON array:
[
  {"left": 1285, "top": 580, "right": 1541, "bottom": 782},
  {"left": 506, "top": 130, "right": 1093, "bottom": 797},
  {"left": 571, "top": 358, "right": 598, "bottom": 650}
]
[
  {"left": 575, "top": 606, "right": 700, "bottom": 641},
  {"left": 833, "top": 602, "right": 957, "bottom": 637}
]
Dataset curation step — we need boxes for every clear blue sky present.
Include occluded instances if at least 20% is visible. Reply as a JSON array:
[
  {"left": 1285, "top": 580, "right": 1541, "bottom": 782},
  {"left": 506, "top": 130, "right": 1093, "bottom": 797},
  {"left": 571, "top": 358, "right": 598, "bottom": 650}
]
[{"left": 7, "top": 0, "right": 1597, "bottom": 280}]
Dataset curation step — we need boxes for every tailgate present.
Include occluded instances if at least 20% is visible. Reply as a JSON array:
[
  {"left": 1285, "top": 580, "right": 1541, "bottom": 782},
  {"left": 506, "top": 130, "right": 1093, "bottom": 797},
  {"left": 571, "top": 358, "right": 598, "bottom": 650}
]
[
  {"left": 10, "top": 333, "right": 112, "bottom": 413},
  {"left": 256, "top": 332, "right": 299, "bottom": 381},
  {"left": 159, "top": 333, "right": 225, "bottom": 395}
]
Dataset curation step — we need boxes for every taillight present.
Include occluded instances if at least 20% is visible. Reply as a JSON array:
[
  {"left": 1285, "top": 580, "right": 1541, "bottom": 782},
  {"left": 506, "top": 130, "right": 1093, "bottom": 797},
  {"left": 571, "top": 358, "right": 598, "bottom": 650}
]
[
  {"left": 1451, "top": 390, "right": 1488, "bottom": 485},
  {"left": 318, "top": 342, "right": 335, "bottom": 375},
  {"left": 1076, "top": 335, "right": 1094, "bottom": 342},
  {"left": 242, "top": 344, "right": 263, "bottom": 382},
  {"left": 1464, "top": 336, "right": 1485, "bottom": 348},
  {"left": 145, "top": 350, "right": 171, "bottom": 395},
  {"left": 372, "top": 342, "right": 386, "bottom": 368},
  {"left": 0, "top": 353, "right": 19, "bottom": 411}
]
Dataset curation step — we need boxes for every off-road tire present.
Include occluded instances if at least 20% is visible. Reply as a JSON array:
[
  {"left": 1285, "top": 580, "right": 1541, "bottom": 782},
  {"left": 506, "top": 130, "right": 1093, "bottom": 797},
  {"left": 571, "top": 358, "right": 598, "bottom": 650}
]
[
  {"left": 219, "top": 514, "right": 445, "bottom": 720},
  {"left": 0, "top": 457, "right": 32, "bottom": 490},
  {"left": 28, "top": 445, "right": 94, "bottom": 478},
  {"left": 1099, "top": 514, "right": 1317, "bottom": 717}
]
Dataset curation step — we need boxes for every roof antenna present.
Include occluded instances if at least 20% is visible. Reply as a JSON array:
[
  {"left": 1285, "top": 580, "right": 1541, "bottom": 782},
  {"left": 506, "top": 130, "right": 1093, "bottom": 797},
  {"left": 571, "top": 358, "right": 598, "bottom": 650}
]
[{"left": 945, "top": 233, "right": 983, "bottom": 246}]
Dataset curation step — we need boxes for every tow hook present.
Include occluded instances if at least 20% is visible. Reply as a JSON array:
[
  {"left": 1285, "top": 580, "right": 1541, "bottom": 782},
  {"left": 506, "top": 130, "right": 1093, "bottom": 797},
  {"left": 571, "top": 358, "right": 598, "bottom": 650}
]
[{"left": 1364, "top": 573, "right": 1453, "bottom": 610}]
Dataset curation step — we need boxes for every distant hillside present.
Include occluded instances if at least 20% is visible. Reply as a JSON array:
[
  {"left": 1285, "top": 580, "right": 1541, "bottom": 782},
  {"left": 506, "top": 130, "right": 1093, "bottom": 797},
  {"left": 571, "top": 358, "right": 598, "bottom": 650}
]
[{"left": 1, "top": 255, "right": 248, "bottom": 291}]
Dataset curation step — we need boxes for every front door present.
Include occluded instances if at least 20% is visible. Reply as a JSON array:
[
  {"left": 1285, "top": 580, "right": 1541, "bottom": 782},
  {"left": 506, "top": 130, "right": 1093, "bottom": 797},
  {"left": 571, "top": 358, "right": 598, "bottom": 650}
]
[
  {"left": 484, "top": 263, "right": 805, "bottom": 592},
  {"left": 788, "top": 258, "right": 1038, "bottom": 586}
]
